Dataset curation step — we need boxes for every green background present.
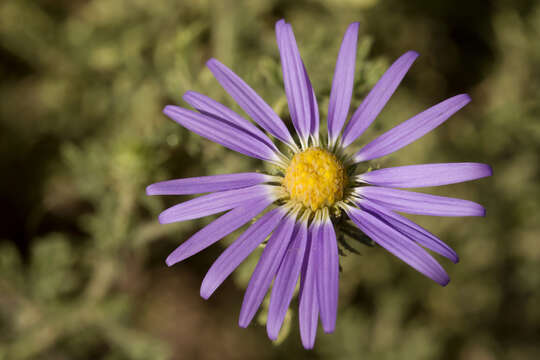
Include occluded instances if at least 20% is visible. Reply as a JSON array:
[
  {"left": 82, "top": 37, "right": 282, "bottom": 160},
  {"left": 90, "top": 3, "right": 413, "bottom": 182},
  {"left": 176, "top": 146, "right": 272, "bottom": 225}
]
[{"left": 1, "top": 0, "right": 539, "bottom": 359}]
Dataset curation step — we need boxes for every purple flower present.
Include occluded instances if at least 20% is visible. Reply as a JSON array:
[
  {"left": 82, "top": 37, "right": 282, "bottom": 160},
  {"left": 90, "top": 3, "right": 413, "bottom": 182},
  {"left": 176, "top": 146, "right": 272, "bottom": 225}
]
[{"left": 147, "top": 19, "right": 492, "bottom": 349}]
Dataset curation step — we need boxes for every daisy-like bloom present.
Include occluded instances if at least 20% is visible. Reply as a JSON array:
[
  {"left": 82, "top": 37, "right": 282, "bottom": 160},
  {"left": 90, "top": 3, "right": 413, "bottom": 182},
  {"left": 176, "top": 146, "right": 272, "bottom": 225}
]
[{"left": 147, "top": 20, "right": 492, "bottom": 348}]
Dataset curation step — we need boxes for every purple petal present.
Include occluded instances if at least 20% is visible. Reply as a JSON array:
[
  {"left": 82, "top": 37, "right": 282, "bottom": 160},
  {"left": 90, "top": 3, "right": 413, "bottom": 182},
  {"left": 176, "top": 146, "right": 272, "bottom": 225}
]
[
  {"left": 341, "top": 51, "right": 419, "bottom": 147},
  {"left": 163, "top": 105, "right": 279, "bottom": 162},
  {"left": 354, "top": 94, "right": 471, "bottom": 162},
  {"left": 307, "top": 70, "right": 320, "bottom": 138},
  {"left": 313, "top": 218, "right": 339, "bottom": 333},
  {"left": 276, "top": 20, "right": 316, "bottom": 143},
  {"left": 182, "top": 91, "right": 278, "bottom": 151},
  {"left": 206, "top": 58, "right": 295, "bottom": 145},
  {"left": 358, "top": 163, "right": 493, "bottom": 188},
  {"left": 200, "top": 207, "right": 286, "bottom": 299},
  {"left": 158, "top": 185, "right": 275, "bottom": 224},
  {"left": 327, "top": 22, "right": 359, "bottom": 145},
  {"left": 355, "top": 186, "right": 485, "bottom": 217},
  {"left": 266, "top": 219, "right": 308, "bottom": 340},
  {"left": 147, "top": 172, "right": 273, "bottom": 196},
  {"left": 358, "top": 199, "right": 459, "bottom": 263},
  {"left": 315, "top": 216, "right": 339, "bottom": 333},
  {"left": 165, "top": 199, "right": 273, "bottom": 266},
  {"left": 298, "top": 222, "right": 319, "bottom": 349},
  {"left": 346, "top": 205, "right": 449, "bottom": 285},
  {"left": 239, "top": 213, "right": 296, "bottom": 328}
]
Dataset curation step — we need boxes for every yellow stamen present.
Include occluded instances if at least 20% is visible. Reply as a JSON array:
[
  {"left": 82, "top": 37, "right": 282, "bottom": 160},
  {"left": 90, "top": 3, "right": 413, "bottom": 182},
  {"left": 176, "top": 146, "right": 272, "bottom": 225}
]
[{"left": 283, "top": 147, "right": 346, "bottom": 211}]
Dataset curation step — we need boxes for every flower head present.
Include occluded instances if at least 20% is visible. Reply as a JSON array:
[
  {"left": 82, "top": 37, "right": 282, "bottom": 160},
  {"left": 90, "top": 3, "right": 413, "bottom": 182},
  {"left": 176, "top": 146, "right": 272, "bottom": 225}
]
[
  {"left": 284, "top": 147, "right": 347, "bottom": 211},
  {"left": 147, "top": 19, "right": 492, "bottom": 349}
]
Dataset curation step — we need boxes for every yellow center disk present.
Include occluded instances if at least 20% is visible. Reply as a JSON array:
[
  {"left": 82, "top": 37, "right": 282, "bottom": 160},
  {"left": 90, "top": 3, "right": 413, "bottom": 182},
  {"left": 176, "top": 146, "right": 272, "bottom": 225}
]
[{"left": 283, "top": 147, "right": 346, "bottom": 211}]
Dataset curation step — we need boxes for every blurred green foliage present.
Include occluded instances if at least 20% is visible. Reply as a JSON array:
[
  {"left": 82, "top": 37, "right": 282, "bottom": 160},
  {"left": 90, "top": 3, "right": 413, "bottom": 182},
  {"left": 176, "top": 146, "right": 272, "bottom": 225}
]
[{"left": 1, "top": 0, "right": 539, "bottom": 359}]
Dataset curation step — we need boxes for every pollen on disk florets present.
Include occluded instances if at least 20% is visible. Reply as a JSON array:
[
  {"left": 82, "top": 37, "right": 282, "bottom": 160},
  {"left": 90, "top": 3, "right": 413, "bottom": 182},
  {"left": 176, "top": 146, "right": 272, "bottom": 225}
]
[{"left": 283, "top": 147, "right": 347, "bottom": 211}]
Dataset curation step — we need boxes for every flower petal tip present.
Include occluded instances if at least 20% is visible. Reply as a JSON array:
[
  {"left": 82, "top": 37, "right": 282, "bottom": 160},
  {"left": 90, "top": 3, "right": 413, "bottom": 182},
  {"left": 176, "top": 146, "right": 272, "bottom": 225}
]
[
  {"left": 322, "top": 325, "right": 335, "bottom": 334},
  {"left": 266, "top": 328, "right": 278, "bottom": 341},
  {"left": 458, "top": 93, "right": 472, "bottom": 105},
  {"left": 145, "top": 184, "right": 156, "bottom": 196},
  {"left": 238, "top": 318, "right": 249, "bottom": 328},
  {"left": 199, "top": 287, "right": 212, "bottom": 300},
  {"left": 486, "top": 165, "right": 494, "bottom": 177},
  {"left": 439, "top": 277, "right": 450, "bottom": 287},
  {"left": 347, "top": 21, "right": 360, "bottom": 30},
  {"left": 405, "top": 50, "right": 420, "bottom": 59},
  {"left": 181, "top": 90, "right": 196, "bottom": 102},
  {"left": 165, "top": 256, "right": 176, "bottom": 267},
  {"left": 276, "top": 18, "right": 286, "bottom": 27},
  {"left": 157, "top": 215, "right": 169, "bottom": 225},
  {"left": 472, "top": 204, "right": 487, "bottom": 217},
  {"left": 206, "top": 58, "right": 219, "bottom": 69},
  {"left": 162, "top": 105, "right": 177, "bottom": 118}
]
